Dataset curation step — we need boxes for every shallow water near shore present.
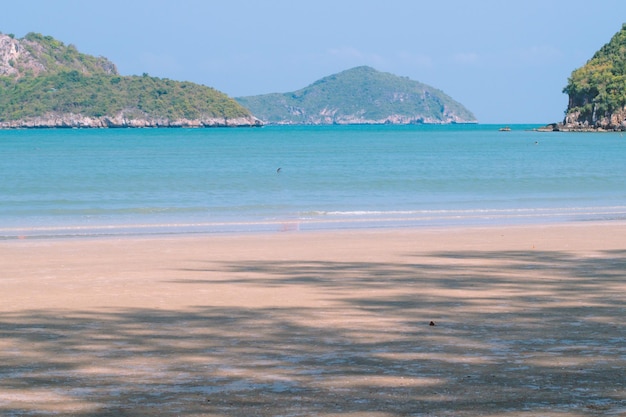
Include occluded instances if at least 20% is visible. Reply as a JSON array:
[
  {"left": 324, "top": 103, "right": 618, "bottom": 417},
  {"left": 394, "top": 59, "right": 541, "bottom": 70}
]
[{"left": 2, "top": 124, "right": 626, "bottom": 238}]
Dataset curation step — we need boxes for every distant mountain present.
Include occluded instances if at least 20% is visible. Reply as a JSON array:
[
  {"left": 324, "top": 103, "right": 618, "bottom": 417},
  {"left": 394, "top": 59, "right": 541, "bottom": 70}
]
[
  {"left": 0, "top": 32, "right": 259, "bottom": 128},
  {"left": 560, "top": 24, "right": 626, "bottom": 131},
  {"left": 236, "top": 66, "right": 476, "bottom": 125}
]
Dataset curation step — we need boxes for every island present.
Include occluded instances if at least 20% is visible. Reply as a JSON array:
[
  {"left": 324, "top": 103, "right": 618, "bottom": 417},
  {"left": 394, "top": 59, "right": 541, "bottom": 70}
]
[
  {"left": 235, "top": 66, "right": 477, "bottom": 125},
  {"left": 0, "top": 32, "right": 261, "bottom": 128}
]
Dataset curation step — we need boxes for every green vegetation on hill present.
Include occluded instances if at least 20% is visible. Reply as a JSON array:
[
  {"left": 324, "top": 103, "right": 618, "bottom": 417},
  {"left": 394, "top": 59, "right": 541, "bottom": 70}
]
[
  {"left": 0, "top": 71, "right": 251, "bottom": 121},
  {"left": 0, "top": 32, "right": 253, "bottom": 124},
  {"left": 236, "top": 66, "right": 476, "bottom": 124},
  {"left": 563, "top": 24, "right": 626, "bottom": 122}
]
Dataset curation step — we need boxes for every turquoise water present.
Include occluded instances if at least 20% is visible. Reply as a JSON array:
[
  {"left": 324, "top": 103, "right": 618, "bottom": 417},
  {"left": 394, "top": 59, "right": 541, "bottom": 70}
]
[{"left": 1, "top": 124, "right": 626, "bottom": 238}]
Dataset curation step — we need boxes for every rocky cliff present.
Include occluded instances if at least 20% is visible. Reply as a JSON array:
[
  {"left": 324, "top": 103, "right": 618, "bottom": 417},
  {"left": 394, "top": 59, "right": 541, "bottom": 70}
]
[
  {"left": 0, "top": 34, "right": 46, "bottom": 76},
  {"left": 0, "top": 32, "right": 117, "bottom": 77},
  {"left": 0, "top": 32, "right": 260, "bottom": 128}
]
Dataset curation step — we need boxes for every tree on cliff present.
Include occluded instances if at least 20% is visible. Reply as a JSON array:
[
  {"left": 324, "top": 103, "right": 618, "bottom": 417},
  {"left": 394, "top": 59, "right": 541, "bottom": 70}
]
[{"left": 563, "top": 23, "right": 626, "bottom": 129}]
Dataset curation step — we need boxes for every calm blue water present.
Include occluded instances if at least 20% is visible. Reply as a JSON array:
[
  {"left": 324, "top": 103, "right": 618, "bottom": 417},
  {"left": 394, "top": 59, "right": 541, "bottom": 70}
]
[{"left": 2, "top": 124, "right": 626, "bottom": 238}]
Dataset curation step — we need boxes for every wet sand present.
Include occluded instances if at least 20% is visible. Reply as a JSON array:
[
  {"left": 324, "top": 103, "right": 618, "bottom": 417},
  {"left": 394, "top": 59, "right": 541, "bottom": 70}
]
[{"left": 1, "top": 223, "right": 625, "bottom": 416}]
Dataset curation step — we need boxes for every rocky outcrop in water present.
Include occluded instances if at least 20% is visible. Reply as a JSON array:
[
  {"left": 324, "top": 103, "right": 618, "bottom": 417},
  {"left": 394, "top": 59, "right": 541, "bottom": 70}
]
[{"left": 558, "top": 24, "right": 626, "bottom": 131}]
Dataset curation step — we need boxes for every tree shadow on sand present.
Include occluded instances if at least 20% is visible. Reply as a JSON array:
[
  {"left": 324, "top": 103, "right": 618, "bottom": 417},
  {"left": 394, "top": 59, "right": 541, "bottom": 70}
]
[{"left": 1, "top": 249, "right": 625, "bottom": 416}]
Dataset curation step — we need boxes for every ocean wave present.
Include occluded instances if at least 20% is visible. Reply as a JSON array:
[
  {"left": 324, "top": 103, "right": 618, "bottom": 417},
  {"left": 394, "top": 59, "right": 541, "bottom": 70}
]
[
  {"left": 4, "top": 205, "right": 626, "bottom": 240},
  {"left": 304, "top": 206, "right": 626, "bottom": 217}
]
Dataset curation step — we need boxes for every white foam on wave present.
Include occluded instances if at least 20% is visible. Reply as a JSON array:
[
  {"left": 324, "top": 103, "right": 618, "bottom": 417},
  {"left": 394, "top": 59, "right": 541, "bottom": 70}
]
[{"left": 3, "top": 205, "right": 626, "bottom": 239}]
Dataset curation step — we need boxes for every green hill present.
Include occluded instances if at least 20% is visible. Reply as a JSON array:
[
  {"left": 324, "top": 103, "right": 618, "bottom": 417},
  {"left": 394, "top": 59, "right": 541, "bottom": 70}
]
[
  {"left": 562, "top": 24, "right": 626, "bottom": 130},
  {"left": 0, "top": 32, "right": 259, "bottom": 127},
  {"left": 236, "top": 66, "right": 476, "bottom": 125}
]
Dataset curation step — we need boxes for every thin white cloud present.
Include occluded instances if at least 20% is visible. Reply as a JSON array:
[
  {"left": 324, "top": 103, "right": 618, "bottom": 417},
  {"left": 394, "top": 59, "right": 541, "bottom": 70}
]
[
  {"left": 396, "top": 51, "right": 433, "bottom": 68},
  {"left": 451, "top": 52, "right": 480, "bottom": 65},
  {"left": 328, "top": 46, "right": 363, "bottom": 59},
  {"left": 327, "top": 46, "right": 386, "bottom": 66},
  {"left": 513, "top": 45, "right": 563, "bottom": 64},
  {"left": 325, "top": 48, "right": 434, "bottom": 73}
]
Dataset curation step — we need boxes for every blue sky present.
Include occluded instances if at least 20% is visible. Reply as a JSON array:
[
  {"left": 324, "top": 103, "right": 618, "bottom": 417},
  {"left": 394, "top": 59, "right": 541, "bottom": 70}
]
[{"left": 1, "top": 0, "right": 625, "bottom": 123}]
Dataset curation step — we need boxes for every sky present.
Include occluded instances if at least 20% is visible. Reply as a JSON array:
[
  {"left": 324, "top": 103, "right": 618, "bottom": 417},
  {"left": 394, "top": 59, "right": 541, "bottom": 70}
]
[{"left": 1, "top": 0, "right": 625, "bottom": 124}]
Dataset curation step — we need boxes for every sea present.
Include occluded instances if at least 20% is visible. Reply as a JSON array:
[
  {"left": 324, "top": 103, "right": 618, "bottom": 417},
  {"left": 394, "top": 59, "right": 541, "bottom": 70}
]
[{"left": 2, "top": 124, "right": 626, "bottom": 239}]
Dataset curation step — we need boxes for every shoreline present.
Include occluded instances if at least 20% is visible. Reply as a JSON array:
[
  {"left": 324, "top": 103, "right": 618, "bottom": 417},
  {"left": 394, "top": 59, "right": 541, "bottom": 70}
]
[
  {"left": 5, "top": 218, "right": 625, "bottom": 250},
  {"left": 0, "top": 218, "right": 614, "bottom": 242},
  {"left": 4, "top": 204, "right": 626, "bottom": 241}
]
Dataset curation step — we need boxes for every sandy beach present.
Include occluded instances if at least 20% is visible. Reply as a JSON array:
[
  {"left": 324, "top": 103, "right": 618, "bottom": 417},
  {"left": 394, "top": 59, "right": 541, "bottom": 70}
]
[{"left": 1, "top": 223, "right": 625, "bottom": 416}]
